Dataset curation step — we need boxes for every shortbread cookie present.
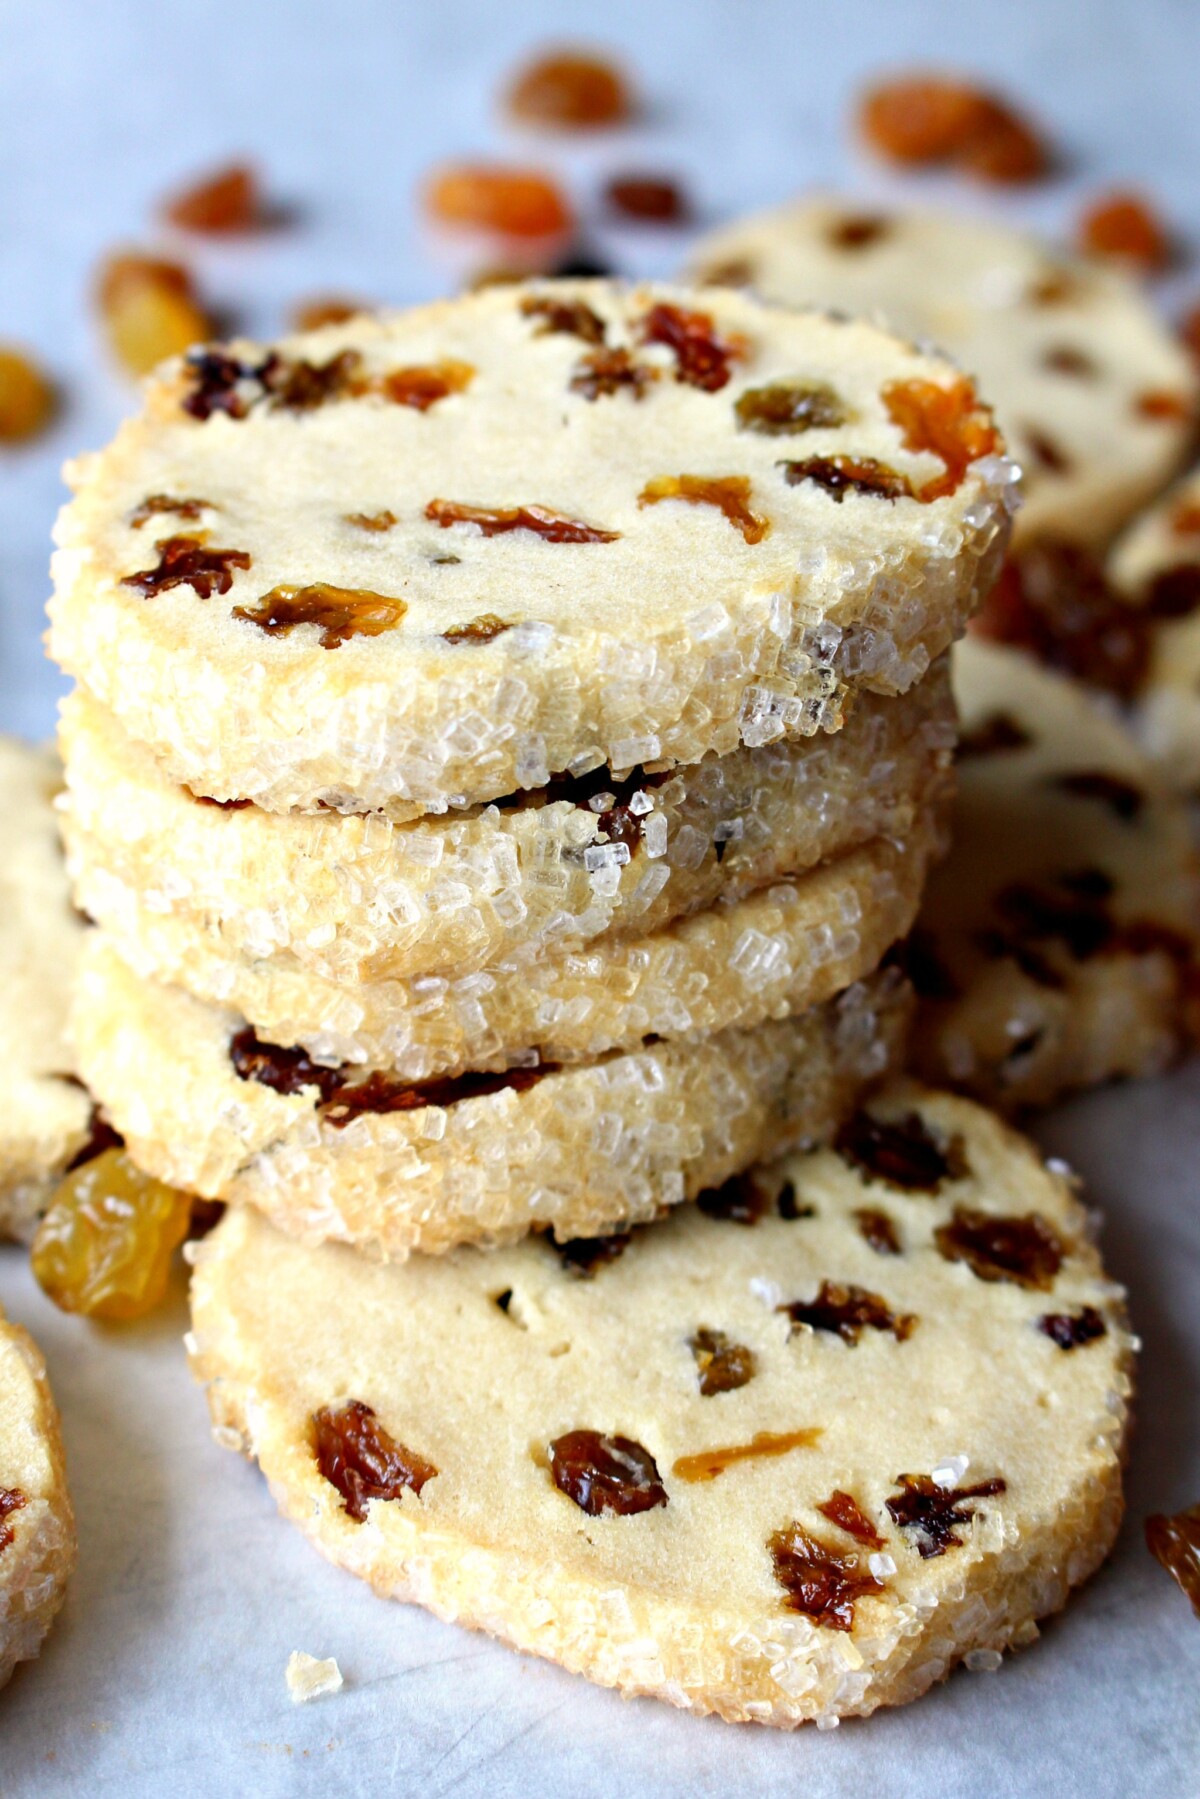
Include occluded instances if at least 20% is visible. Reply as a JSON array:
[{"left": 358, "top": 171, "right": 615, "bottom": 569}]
[
  {"left": 68, "top": 947, "right": 910, "bottom": 1255},
  {"left": 0, "top": 1304, "right": 75, "bottom": 1688},
  {"left": 47, "top": 279, "right": 1013, "bottom": 816},
  {"left": 188, "top": 1085, "right": 1133, "bottom": 1725},
  {"left": 690, "top": 200, "right": 1195, "bottom": 550},
  {"left": 0, "top": 738, "right": 91, "bottom": 1239},
  {"left": 905, "top": 639, "right": 1200, "bottom": 1111},
  {"left": 77, "top": 797, "right": 947, "bottom": 1075},
  {"left": 60, "top": 662, "right": 954, "bottom": 987},
  {"left": 1108, "top": 470, "right": 1200, "bottom": 795}
]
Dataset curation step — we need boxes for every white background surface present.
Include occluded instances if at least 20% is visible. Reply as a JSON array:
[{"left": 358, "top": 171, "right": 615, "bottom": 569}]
[{"left": 1, "top": 1, "right": 1199, "bottom": 1792}]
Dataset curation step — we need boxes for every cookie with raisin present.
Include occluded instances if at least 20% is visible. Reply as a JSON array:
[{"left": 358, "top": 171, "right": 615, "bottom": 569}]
[
  {"left": 690, "top": 200, "right": 1194, "bottom": 550},
  {"left": 188, "top": 1083, "right": 1132, "bottom": 1724},
  {"left": 0, "top": 738, "right": 92, "bottom": 1239},
  {"left": 908, "top": 638, "right": 1200, "bottom": 1110},
  {"left": 0, "top": 1303, "right": 76, "bottom": 1688},
  {"left": 47, "top": 280, "right": 1013, "bottom": 817}
]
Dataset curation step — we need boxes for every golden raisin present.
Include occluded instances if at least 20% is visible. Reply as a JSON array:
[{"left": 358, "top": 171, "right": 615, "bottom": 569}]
[
  {"left": 381, "top": 360, "right": 474, "bottom": 410},
  {"left": 96, "top": 252, "right": 215, "bottom": 377},
  {"left": 0, "top": 346, "right": 56, "bottom": 442},
  {"left": 233, "top": 583, "right": 407, "bottom": 649},
  {"left": 883, "top": 375, "right": 999, "bottom": 500},
  {"left": 858, "top": 74, "right": 1049, "bottom": 183},
  {"left": 769, "top": 1524, "right": 883, "bottom": 1629},
  {"left": 1079, "top": 191, "right": 1171, "bottom": 271},
  {"left": 638, "top": 474, "right": 768, "bottom": 544},
  {"left": 504, "top": 49, "right": 631, "bottom": 130},
  {"left": 290, "top": 296, "right": 371, "bottom": 332},
  {"left": 425, "top": 164, "right": 573, "bottom": 239},
  {"left": 1145, "top": 1503, "right": 1200, "bottom": 1617},
  {"left": 426, "top": 499, "right": 619, "bottom": 542},
  {"left": 0, "top": 1487, "right": 27, "bottom": 1555},
  {"left": 735, "top": 380, "right": 846, "bottom": 435},
  {"left": 31, "top": 1147, "right": 192, "bottom": 1321},
  {"left": 640, "top": 302, "right": 743, "bottom": 392},
  {"left": 817, "top": 1489, "right": 885, "bottom": 1548},
  {"left": 162, "top": 162, "right": 262, "bottom": 233}
]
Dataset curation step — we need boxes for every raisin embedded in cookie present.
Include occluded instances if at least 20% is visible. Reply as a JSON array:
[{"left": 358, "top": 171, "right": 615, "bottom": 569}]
[
  {"left": 0, "top": 1304, "right": 76, "bottom": 1688},
  {"left": 187, "top": 1084, "right": 1133, "bottom": 1725}
]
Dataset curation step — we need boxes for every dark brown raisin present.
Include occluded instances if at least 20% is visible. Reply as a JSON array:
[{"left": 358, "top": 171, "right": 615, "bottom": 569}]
[
  {"left": 817, "top": 1489, "right": 885, "bottom": 1548},
  {"left": 828, "top": 215, "right": 890, "bottom": 250},
  {"left": 425, "top": 499, "right": 619, "bottom": 543},
  {"left": 689, "top": 1327, "right": 756, "bottom": 1395},
  {"left": 834, "top": 1109, "right": 969, "bottom": 1193},
  {"left": 974, "top": 926, "right": 1066, "bottom": 991},
  {"left": 65, "top": 1105, "right": 123, "bottom": 1173},
  {"left": 974, "top": 544, "right": 1148, "bottom": 698},
  {"left": 1042, "top": 346, "right": 1099, "bottom": 378},
  {"left": 854, "top": 1208, "right": 901, "bottom": 1255},
  {"left": 957, "top": 711, "right": 1032, "bottom": 759},
  {"left": 780, "top": 1280, "right": 916, "bottom": 1345},
  {"left": 605, "top": 175, "right": 689, "bottom": 224},
  {"left": 994, "top": 878, "right": 1114, "bottom": 960},
  {"left": 886, "top": 1472, "right": 1007, "bottom": 1557},
  {"left": 569, "top": 347, "right": 656, "bottom": 401},
  {"left": 1146, "top": 563, "right": 1200, "bottom": 620},
  {"left": 441, "top": 614, "right": 512, "bottom": 644},
  {"left": 187, "top": 788, "right": 253, "bottom": 809},
  {"left": 556, "top": 1233, "right": 631, "bottom": 1278},
  {"left": 181, "top": 348, "right": 276, "bottom": 420},
  {"left": 638, "top": 474, "right": 768, "bottom": 543},
  {"left": 1038, "top": 1306, "right": 1107, "bottom": 1350},
  {"left": 321, "top": 1063, "right": 552, "bottom": 1128},
  {"left": 520, "top": 295, "right": 607, "bottom": 344},
  {"left": 776, "top": 1180, "right": 816, "bottom": 1221},
  {"left": 232, "top": 583, "right": 406, "bottom": 648},
  {"left": 884, "top": 376, "right": 1000, "bottom": 501},
  {"left": 673, "top": 1429, "right": 822, "bottom": 1483},
  {"left": 549, "top": 1431, "right": 667, "bottom": 1516},
  {"left": 129, "top": 493, "right": 209, "bottom": 528},
  {"left": 769, "top": 1524, "right": 883, "bottom": 1629},
  {"left": 1051, "top": 770, "right": 1145, "bottom": 821},
  {"left": 779, "top": 455, "right": 914, "bottom": 501},
  {"left": 1145, "top": 1503, "right": 1200, "bottom": 1617},
  {"left": 639, "top": 302, "right": 742, "bottom": 393},
  {"left": 381, "top": 361, "right": 474, "bottom": 410},
  {"left": 265, "top": 349, "right": 366, "bottom": 411},
  {"left": 121, "top": 535, "right": 251, "bottom": 599},
  {"left": 887, "top": 929, "right": 960, "bottom": 1001},
  {"left": 312, "top": 1399, "right": 437, "bottom": 1520},
  {"left": 697, "top": 1172, "right": 769, "bottom": 1225},
  {"left": 0, "top": 1487, "right": 27, "bottom": 1556},
  {"left": 935, "top": 1206, "right": 1065, "bottom": 1289},
  {"left": 230, "top": 1028, "right": 343, "bottom": 1102},
  {"left": 735, "top": 380, "right": 846, "bottom": 435}
]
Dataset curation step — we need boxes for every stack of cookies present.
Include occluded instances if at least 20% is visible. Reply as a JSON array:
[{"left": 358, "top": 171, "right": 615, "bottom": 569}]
[{"left": 43, "top": 280, "right": 1137, "bottom": 1727}]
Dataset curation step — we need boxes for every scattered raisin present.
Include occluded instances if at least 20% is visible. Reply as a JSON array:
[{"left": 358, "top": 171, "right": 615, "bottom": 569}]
[
  {"left": 1146, "top": 563, "right": 1200, "bottom": 620},
  {"left": 569, "top": 347, "right": 656, "bottom": 401},
  {"left": 828, "top": 215, "right": 890, "bottom": 251},
  {"left": 854, "top": 1208, "right": 901, "bottom": 1255},
  {"left": 312, "top": 1399, "right": 437, "bottom": 1520},
  {"left": 185, "top": 788, "right": 252, "bottom": 810},
  {"left": 974, "top": 543, "right": 1148, "bottom": 699},
  {"left": 886, "top": 1472, "right": 1007, "bottom": 1557},
  {"left": 180, "top": 348, "right": 275, "bottom": 421},
  {"left": 163, "top": 162, "right": 262, "bottom": 233},
  {"left": 231, "top": 1029, "right": 344, "bottom": 1101},
  {"left": 425, "top": 164, "right": 572, "bottom": 239},
  {"left": 441, "top": 613, "right": 512, "bottom": 644},
  {"left": 689, "top": 1328, "right": 756, "bottom": 1395},
  {"left": 31, "top": 1147, "right": 193, "bottom": 1321},
  {"left": 1136, "top": 389, "right": 1192, "bottom": 422},
  {"left": 425, "top": 498, "right": 619, "bottom": 543},
  {"left": 268, "top": 350, "right": 366, "bottom": 411},
  {"left": 345, "top": 509, "right": 397, "bottom": 532},
  {"left": 674, "top": 1428, "right": 822, "bottom": 1483},
  {"left": 96, "top": 253, "right": 215, "bottom": 378},
  {"left": 780, "top": 1280, "right": 916, "bottom": 1345},
  {"left": 883, "top": 375, "right": 999, "bottom": 501},
  {"left": 640, "top": 302, "right": 742, "bottom": 393},
  {"left": 556, "top": 1233, "right": 631, "bottom": 1277},
  {"left": 0, "top": 1488, "right": 27, "bottom": 1556},
  {"left": 1022, "top": 425, "right": 1072, "bottom": 474},
  {"left": 1145, "top": 1503, "right": 1200, "bottom": 1618},
  {"left": 1038, "top": 1306, "right": 1107, "bottom": 1350},
  {"left": 381, "top": 360, "right": 474, "bottom": 410},
  {"left": 549, "top": 1431, "right": 667, "bottom": 1516},
  {"left": 233, "top": 583, "right": 406, "bottom": 649},
  {"left": 735, "top": 381, "right": 846, "bottom": 435},
  {"left": 779, "top": 455, "right": 914, "bottom": 502},
  {"left": 121, "top": 535, "right": 251, "bottom": 599},
  {"left": 291, "top": 296, "right": 370, "bottom": 332},
  {"left": 776, "top": 1181, "right": 816, "bottom": 1220},
  {"left": 604, "top": 175, "right": 689, "bottom": 224},
  {"left": 956, "top": 711, "right": 1032, "bottom": 759},
  {"left": 769, "top": 1524, "right": 883, "bottom": 1629},
  {"left": 697, "top": 1172, "right": 769, "bottom": 1225},
  {"left": 975, "top": 926, "right": 1065, "bottom": 991},
  {"left": 858, "top": 74, "right": 1049, "bottom": 182},
  {"left": 505, "top": 50, "right": 631, "bottom": 130},
  {"left": 1079, "top": 191, "right": 1171, "bottom": 271},
  {"left": 1051, "top": 770, "right": 1145, "bottom": 822},
  {"left": 0, "top": 346, "right": 56, "bottom": 442},
  {"left": 520, "top": 295, "right": 607, "bottom": 344},
  {"left": 887, "top": 929, "right": 960, "bottom": 1001},
  {"left": 835, "top": 1109, "right": 968, "bottom": 1193},
  {"left": 817, "top": 1490, "right": 885, "bottom": 1548},
  {"left": 1041, "top": 346, "right": 1099, "bottom": 378},
  {"left": 935, "top": 1206, "right": 1064, "bottom": 1289},
  {"left": 638, "top": 474, "right": 768, "bottom": 544},
  {"left": 129, "top": 493, "right": 209, "bottom": 529}
]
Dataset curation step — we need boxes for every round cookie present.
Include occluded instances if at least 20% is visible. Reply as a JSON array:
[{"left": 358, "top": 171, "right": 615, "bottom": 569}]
[
  {"left": 0, "top": 1304, "right": 76, "bottom": 1689},
  {"left": 47, "top": 279, "right": 1014, "bottom": 817},
  {"left": 0, "top": 738, "right": 91, "bottom": 1239},
  {"left": 75, "top": 798, "right": 948, "bottom": 1076},
  {"left": 188, "top": 1084, "right": 1133, "bottom": 1726},
  {"left": 60, "top": 662, "right": 954, "bottom": 988},
  {"left": 905, "top": 638, "right": 1200, "bottom": 1111},
  {"left": 690, "top": 199, "right": 1195, "bottom": 550},
  {"left": 66, "top": 945, "right": 910, "bottom": 1256}
]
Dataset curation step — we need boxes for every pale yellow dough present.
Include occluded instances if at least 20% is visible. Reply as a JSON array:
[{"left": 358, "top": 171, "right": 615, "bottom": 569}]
[{"left": 0, "top": 1305, "right": 76, "bottom": 1689}]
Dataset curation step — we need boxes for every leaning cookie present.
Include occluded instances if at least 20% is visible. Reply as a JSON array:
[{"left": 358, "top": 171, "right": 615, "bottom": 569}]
[
  {"left": 188, "top": 1084, "right": 1133, "bottom": 1726},
  {"left": 0, "top": 1304, "right": 76, "bottom": 1689},
  {"left": 903, "top": 638, "right": 1200, "bottom": 1111},
  {"left": 0, "top": 738, "right": 91, "bottom": 1239},
  {"left": 689, "top": 199, "right": 1195, "bottom": 549},
  {"left": 67, "top": 945, "right": 910, "bottom": 1256},
  {"left": 48, "top": 280, "right": 1013, "bottom": 817}
]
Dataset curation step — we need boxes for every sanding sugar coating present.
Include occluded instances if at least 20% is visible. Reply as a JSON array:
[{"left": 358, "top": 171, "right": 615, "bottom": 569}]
[
  {"left": 70, "top": 945, "right": 911, "bottom": 1256},
  {"left": 187, "top": 1085, "right": 1133, "bottom": 1724},
  {"left": 689, "top": 199, "right": 1196, "bottom": 550},
  {"left": 0, "top": 1306, "right": 76, "bottom": 1689},
  {"left": 60, "top": 664, "right": 953, "bottom": 988},
  {"left": 47, "top": 280, "right": 1014, "bottom": 816}
]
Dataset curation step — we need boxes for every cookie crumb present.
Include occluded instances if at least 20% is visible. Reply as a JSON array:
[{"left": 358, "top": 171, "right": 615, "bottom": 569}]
[{"left": 285, "top": 1651, "right": 343, "bottom": 1704}]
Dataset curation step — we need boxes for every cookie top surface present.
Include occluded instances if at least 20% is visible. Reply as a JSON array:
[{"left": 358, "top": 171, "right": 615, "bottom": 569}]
[
  {"left": 189, "top": 1083, "right": 1131, "bottom": 1723},
  {"left": 690, "top": 200, "right": 1195, "bottom": 550},
  {"left": 0, "top": 1304, "right": 75, "bottom": 1687},
  {"left": 48, "top": 279, "right": 1012, "bottom": 814}
]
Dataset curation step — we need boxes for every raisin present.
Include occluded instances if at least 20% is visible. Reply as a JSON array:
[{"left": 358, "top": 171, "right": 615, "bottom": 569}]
[
  {"left": 1027, "top": 270, "right": 1082, "bottom": 307},
  {"left": 605, "top": 175, "right": 689, "bottom": 224},
  {"left": 425, "top": 164, "right": 572, "bottom": 239},
  {"left": 163, "top": 162, "right": 262, "bottom": 233},
  {"left": 994, "top": 878, "right": 1114, "bottom": 960},
  {"left": 232, "top": 1032, "right": 554, "bottom": 1120},
  {"left": 674, "top": 1428, "right": 822, "bottom": 1483},
  {"left": 689, "top": 1327, "right": 756, "bottom": 1396},
  {"left": 1022, "top": 425, "right": 1071, "bottom": 474},
  {"left": 425, "top": 499, "right": 619, "bottom": 543},
  {"left": 697, "top": 1172, "right": 769, "bottom": 1225},
  {"left": 1146, "top": 564, "right": 1200, "bottom": 620},
  {"left": 777, "top": 1180, "right": 816, "bottom": 1220},
  {"left": 180, "top": 348, "right": 275, "bottom": 421},
  {"left": 769, "top": 1524, "right": 883, "bottom": 1629},
  {"left": 129, "top": 493, "right": 209, "bottom": 529},
  {"left": 65, "top": 1105, "right": 123, "bottom": 1173},
  {"left": 779, "top": 455, "right": 914, "bottom": 502},
  {"left": 959, "top": 106, "right": 1048, "bottom": 183},
  {"left": 975, "top": 926, "right": 1065, "bottom": 992},
  {"left": 828, "top": 215, "right": 890, "bottom": 250},
  {"left": 569, "top": 347, "right": 656, "bottom": 401},
  {"left": 854, "top": 1208, "right": 901, "bottom": 1255},
  {"left": 505, "top": 50, "right": 631, "bottom": 130},
  {"left": 345, "top": 509, "right": 397, "bottom": 532},
  {"left": 639, "top": 302, "right": 742, "bottom": 392},
  {"left": 1038, "top": 1306, "right": 1107, "bottom": 1350},
  {"left": 312, "top": 1399, "right": 436, "bottom": 1520},
  {"left": 638, "top": 474, "right": 768, "bottom": 543},
  {"left": 441, "top": 614, "right": 512, "bottom": 645},
  {"left": 1042, "top": 346, "right": 1099, "bottom": 378},
  {"left": 886, "top": 1472, "right": 1007, "bottom": 1557},
  {"left": 1145, "top": 1503, "right": 1200, "bottom": 1618},
  {"left": 1079, "top": 191, "right": 1171, "bottom": 271},
  {"left": 858, "top": 74, "right": 1048, "bottom": 183},
  {"left": 735, "top": 381, "right": 846, "bottom": 435},
  {"left": 887, "top": 929, "right": 960, "bottom": 1001},
  {"left": 780, "top": 1280, "right": 916, "bottom": 1345},
  {"left": 699, "top": 257, "right": 756, "bottom": 290},
  {"left": 520, "top": 295, "right": 607, "bottom": 344},
  {"left": 0, "top": 1487, "right": 27, "bottom": 1555},
  {"left": 381, "top": 360, "right": 474, "bottom": 410},
  {"left": 817, "top": 1489, "right": 885, "bottom": 1549},
  {"left": 974, "top": 542, "right": 1148, "bottom": 698},
  {"left": 31, "top": 1147, "right": 192, "bottom": 1321},
  {"left": 265, "top": 350, "right": 366, "bottom": 411},
  {"left": 1170, "top": 501, "right": 1200, "bottom": 536},
  {"left": 1136, "top": 390, "right": 1192, "bottom": 422},
  {"left": 957, "top": 710, "right": 1032, "bottom": 758},
  {"left": 556, "top": 1232, "right": 631, "bottom": 1277},
  {"left": 96, "top": 253, "right": 215, "bottom": 379},
  {"left": 935, "top": 1206, "right": 1065, "bottom": 1289},
  {"left": 883, "top": 376, "right": 1000, "bottom": 501},
  {"left": 121, "top": 535, "right": 251, "bottom": 599},
  {"left": 230, "top": 1027, "right": 343, "bottom": 1102},
  {"left": 1051, "top": 770, "right": 1145, "bottom": 822},
  {"left": 291, "top": 295, "right": 369, "bottom": 332},
  {"left": 835, "top": 1109, "right": 969, "bottom": 1193},
  {"left": 548, "top": 1431, "right": 667, "bottom": 1516},
  {"left": 232, "top": 583, "right": 406, "bottom": 649},
  {"left": 187, "top": 789, "right": 252, "bottom": 810},
  {"left": 0, "top": 346, "right": 56, "bottom": 442}
]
